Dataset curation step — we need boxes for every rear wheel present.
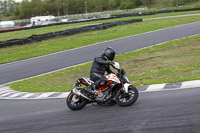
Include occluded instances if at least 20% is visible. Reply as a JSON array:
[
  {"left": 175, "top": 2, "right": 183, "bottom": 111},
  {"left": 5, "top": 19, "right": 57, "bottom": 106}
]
[
  {"left": 115, "top": 86, "right": 138, "bottom": 107},
  {"left": 66, "top": 89, "right": 88, "bottom": 110}
]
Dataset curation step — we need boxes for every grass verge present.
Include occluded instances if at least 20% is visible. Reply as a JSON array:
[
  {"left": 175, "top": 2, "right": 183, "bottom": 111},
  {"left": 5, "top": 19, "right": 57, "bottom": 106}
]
[
  {"left": 8, "top": 34, "right": 200, "bottom": 92},
  {"left": 0, "top": 15, "right": 200, "bottom": 64}
]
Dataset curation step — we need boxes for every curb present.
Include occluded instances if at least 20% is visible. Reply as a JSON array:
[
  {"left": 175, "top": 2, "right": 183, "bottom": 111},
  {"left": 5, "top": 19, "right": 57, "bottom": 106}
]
[
  {"left": 0, "top": 86, "right": 70, "bottom": 100},
  {"left": 0, "top": 80, "right": 200, "bottom": 99},
  {"left": 137, "top": 80, "right": 200, "bottom": 92}
]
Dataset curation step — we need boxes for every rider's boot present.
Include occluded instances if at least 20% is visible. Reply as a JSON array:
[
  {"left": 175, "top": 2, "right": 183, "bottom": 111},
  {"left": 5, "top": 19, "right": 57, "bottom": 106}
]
[
  {"left": 91, "top": 83, "right": 98, "bottom": 95},
  {"left": 85, "top": 83, "right": 98, "bottom": 95}
]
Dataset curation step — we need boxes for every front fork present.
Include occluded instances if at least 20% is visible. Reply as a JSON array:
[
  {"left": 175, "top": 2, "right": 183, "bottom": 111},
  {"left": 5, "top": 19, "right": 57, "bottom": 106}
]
[
  {"left": 119, "top": 83, "right": 131, "bottom": 93},
  {"left": 123, "top": 83, "right": 131, "bottom": 93}
]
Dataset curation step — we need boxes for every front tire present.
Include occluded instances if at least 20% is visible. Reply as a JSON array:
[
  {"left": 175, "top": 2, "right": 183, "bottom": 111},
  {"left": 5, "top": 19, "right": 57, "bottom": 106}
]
[
  {"left": 66, "top": 90, "right": 88, "bottom": 110},
  {"left": 115, "top": 86, "right": 139, "bottom": 107}
]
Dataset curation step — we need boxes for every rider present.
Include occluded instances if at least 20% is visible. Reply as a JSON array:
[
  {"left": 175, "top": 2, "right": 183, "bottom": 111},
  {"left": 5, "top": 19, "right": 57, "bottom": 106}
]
[{"left": 89, "top": 47, "right": 116, "bottom": 92}]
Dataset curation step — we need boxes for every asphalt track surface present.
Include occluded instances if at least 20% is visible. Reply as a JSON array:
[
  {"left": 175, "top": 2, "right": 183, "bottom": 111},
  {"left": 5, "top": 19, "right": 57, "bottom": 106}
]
[
  {"left": 1, "top": 21, "right": 200, "bottom": 133},
  {"left": 0, "top": 21, "right": 200, "bottom": 85},
  {"left": 0, "top": 87, "right": 200, "bottom": 133}
]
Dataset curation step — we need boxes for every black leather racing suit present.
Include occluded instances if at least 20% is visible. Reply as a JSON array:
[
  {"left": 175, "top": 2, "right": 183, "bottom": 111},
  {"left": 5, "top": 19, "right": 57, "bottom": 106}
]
[{"left": 90, "top": 54, "right": 113, "bottom": 88}]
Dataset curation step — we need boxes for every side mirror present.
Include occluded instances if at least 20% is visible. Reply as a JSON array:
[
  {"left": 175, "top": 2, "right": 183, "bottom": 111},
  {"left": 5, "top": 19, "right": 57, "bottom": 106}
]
[{"left": 121, "top": 69, "right": 125, "bottom": 75}]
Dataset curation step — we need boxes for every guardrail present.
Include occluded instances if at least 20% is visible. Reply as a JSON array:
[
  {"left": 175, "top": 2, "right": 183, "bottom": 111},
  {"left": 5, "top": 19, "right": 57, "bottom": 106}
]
[{"left": 0, "top": 19, "right": 142, "bottom": 48}]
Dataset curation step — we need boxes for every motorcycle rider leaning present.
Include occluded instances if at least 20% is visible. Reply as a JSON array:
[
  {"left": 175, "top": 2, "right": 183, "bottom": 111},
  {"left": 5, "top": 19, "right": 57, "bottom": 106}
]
[{"left": 89, "top": 47, "right": 116, "bottom": 93}]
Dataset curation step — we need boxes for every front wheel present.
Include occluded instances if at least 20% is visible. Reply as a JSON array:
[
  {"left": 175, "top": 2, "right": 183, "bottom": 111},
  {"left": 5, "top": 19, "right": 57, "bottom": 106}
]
[
  {"left": 115, "top": 86, "right": 139, "bottom": 107},
  {"left": 66, "top": 90, "right": 88, "bottom": 110}
]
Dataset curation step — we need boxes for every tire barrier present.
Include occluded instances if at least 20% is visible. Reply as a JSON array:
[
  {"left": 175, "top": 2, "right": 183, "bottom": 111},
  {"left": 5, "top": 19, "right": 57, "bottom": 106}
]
[
  {"left": 112, "top": 7, "right": 200, "bottom": 18},
  {"left": 0, "top": 19, "right": 142, "bottom": 48},
  {"left": 1, "top": 7, "right": 200, "bottom": 34},
  {"left": 112, "top": 12, "right": 156, "bottom": 18},
  {"left": 156, "top": 7, "right": 200, "bottom": 14},
  {"left": 0, "top": 16, "right": 137, "bottom": 33}
]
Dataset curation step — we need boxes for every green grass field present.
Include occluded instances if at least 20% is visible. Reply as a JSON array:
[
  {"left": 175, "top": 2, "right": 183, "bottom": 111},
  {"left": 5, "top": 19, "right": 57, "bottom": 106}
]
[
  {"left": 0, "top": 14, "right": 200, "bottom": 64},
  {"left": 8, "top": 34, "right": 200, "bottom": 92}
]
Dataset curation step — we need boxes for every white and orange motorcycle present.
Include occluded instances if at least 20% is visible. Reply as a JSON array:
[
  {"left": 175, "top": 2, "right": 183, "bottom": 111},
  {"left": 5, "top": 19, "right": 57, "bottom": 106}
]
[{"left": 66, "top": 62, "right": 139, "bottom": 110}]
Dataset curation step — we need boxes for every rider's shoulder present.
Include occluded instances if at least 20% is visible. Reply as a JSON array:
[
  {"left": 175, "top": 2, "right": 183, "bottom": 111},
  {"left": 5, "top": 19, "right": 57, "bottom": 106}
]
[{"left": 94, "top": 54, "right": 104, "bottom": 59}]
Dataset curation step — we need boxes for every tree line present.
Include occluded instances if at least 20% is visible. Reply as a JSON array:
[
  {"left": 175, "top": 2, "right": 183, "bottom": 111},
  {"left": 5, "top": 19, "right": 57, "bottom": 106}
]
[{"left": 0, "top": 0, "right": 199, "bottom": 20}]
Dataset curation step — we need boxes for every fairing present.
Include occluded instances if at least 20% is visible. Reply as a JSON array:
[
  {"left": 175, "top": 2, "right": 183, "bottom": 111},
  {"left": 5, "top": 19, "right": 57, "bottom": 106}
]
[{"left": 106, "top": 73, "right": 121, "bottom": 83}]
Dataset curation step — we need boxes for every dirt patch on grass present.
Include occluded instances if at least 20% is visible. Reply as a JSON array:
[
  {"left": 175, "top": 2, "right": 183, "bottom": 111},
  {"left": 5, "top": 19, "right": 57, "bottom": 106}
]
[{"left": 132, "top": 56, "right": 162, "bottom": 63}]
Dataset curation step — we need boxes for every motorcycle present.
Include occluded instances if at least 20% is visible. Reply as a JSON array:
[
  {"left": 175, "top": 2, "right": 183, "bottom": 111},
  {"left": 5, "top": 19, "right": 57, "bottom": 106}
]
[{"left": 66, "top": 62, "right": 139, "bottom": 110}]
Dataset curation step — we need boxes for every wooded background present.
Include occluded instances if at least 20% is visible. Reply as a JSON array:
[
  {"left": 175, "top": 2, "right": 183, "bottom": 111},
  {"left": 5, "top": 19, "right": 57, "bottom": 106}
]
[{"left": 0, "top": 0, "right": 199, "bottom": 20}]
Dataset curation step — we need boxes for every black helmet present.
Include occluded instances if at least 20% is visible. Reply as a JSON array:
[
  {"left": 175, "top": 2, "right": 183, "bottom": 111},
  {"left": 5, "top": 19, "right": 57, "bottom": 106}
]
[{"left": 103, "top": 47, "right": 116, "bottom": 61}]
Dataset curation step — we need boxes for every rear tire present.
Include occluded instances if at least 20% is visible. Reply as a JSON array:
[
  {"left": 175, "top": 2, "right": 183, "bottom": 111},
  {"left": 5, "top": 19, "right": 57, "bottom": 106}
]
[
  {"left": 115, "top": 86, "right": 138, "bottom": 107},
  {"left": 66, "top": 89, "right": 88, "bottom": 110}
]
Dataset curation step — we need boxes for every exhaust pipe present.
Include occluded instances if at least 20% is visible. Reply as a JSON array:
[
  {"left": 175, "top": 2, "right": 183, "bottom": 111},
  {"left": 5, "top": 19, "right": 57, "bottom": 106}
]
[{"left": 72, "top": 87, "right": 94, "bottom": 101}]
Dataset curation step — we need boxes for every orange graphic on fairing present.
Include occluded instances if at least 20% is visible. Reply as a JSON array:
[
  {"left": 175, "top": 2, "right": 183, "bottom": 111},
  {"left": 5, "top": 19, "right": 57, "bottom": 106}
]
[
  {"left": 106, "top": 75, "right": 121, "bottom": 83},
  {"left": 82, "top": 81, "right": 89, "bottom": 85}
]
